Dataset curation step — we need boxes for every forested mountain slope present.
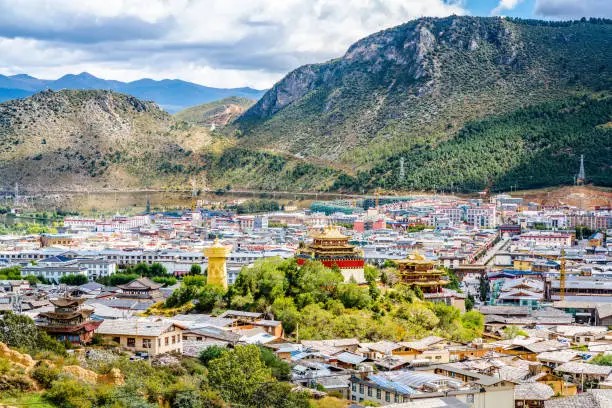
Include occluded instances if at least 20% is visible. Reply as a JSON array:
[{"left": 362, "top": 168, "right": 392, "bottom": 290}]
[{"left": 235, "top": 16, "right": 612, "bottom": 191}]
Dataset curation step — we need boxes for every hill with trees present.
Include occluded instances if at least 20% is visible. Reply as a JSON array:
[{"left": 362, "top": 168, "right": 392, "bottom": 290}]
[{"left": 235, "top": 16, "right": 612, "bottom": 192}]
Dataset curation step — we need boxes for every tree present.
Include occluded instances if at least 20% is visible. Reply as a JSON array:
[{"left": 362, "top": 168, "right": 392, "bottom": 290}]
[
  {"left": 195, "top": 285, "right": 225, "bottom": 313},
  {"left": 207, "top": 345, "right": 273, "bottom": 406},
  {"left": 0, "top": 312, "right": 65, "bottom": 355},
  {"left": 198, "top": 345, "right": 224, "bottom": 366},
  {"left": 589, "top": 354, "right": 612, "bottom": 366},
  {"left": 189, "top": 264, "right": 202, "bottom": 275},
  {"left": 465, "top": 294, "right": 475, "bottom": 311},
  {"left": 503, "top": 325, "right": 528, "bottom": 339},
  {"left": 259, "top": 346, "right": 291, "bottom": 381},
  {"left": 59, "top": 274, "right": 88, "bottom": 286},
  {"left": 478, "top": 274, "right": 490, "bottom": 302},
  {"left": 364, "top": 265, "right": 379, "bottom": 284},
  {"left": 337, "top": 283, "right": 371, "bottom": 309}
]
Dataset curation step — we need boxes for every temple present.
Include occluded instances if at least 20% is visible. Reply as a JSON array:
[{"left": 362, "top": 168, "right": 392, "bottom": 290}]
[
  {"left": 116, "top": 277, "right": 164, "bottom": 302},
  {"left": 392, "top": 250, "right": 450, "bottom": 293},
  {"left": 37, "top": 297, "right": 102, "bottom": 344},
  {"left": 296, "top": 225, "right": 365, "bottom": 283}
]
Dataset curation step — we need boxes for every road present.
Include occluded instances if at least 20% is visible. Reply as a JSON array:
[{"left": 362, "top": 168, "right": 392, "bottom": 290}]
[{"left": 475, "top": 236, "right": 510, "bottom": 266}]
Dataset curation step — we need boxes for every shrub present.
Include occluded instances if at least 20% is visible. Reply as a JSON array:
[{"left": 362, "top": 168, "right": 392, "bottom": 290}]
[{"left": 31, "top": 361, "right": 61, "bottom": 388}]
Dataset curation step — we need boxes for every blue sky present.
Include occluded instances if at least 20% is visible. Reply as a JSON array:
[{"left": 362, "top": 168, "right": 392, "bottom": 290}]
[
  {"left": 468, "top": 0, "right": 536, "bottom": 18},
  {"left": 0, "top": 0, "right": 608, "bottom": 88}
]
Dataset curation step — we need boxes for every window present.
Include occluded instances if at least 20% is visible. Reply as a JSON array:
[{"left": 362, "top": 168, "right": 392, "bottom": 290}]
[
  {"left": 157, "top": 339, "right": 161, "bottom": 347},
  {"left": 112, "top": 337, "right": 120, "bottom": 344},
  {"left": 165, "top": 337, "right": 169, "bottom": 346},
  {"left": 352, "top": 383, "right": 356, "bottom": 392},
  {"left": 385, "top": 392, "right": 390, "bottom": 402},
  {"left": 172, "top": 335, "right": 176, "bottom": 344},
  {"left": 127, "top": 338, "right": 135, "bottom": 347},
  {"left": 394, "top": 395, "right": 399, "bottom": 403},
  {"left": 142, "top": 339, "right": 151, "bottom": 349},
  {"left": 376, "top": 389, "right": 381, "bottom": 399},
  {"left": 359, "top": 385, "right": 364, "bottom": 394},
  {"left": 466, "top": 394, "right": 474, "bottom": 404},
  {"left": 367, "top": 386, "right": 372, "bottom": 397}
]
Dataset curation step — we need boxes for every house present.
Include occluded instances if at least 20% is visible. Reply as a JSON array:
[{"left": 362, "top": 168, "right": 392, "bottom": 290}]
[
  {"left": 537, "top": 350, "right": 582, "bottom": 370},
  {"left": 554, "top": 362, "right": 612, "bottom": 390},
  {"left": 544, "top": 389, "right": 612, "bottom": 408},
  {"left": 514, "top": 382, "right": 554, "bottom": 408},
  {"left": 430, "top": 365, "right": 516, "bottom": 408},
  {"left": 96, "top": 318, "right": 185, "bottom": 355}
]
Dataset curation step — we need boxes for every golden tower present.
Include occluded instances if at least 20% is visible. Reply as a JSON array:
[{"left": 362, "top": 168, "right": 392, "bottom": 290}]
[{"left": 203, "top": 238, "right": 231, "bottom": 288}]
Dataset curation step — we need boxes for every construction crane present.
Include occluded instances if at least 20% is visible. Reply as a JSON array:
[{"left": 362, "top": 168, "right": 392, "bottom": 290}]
[{"left": 533, "top": 251, "right": 567, "bottom": 301}]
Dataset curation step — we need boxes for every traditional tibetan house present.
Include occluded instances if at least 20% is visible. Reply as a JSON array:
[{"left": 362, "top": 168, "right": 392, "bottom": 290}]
[
  {"left": 393, "top": 250, "right": 449, "bottom": 293},
  {"left": 37, "top": 297, "right": 102, "bottom": 344},
  {"left": 296, "top": 226, "right": 365, "bottom": 282},
  {"left": 116, "top": 277, "right": 164, "bottom": 302}
]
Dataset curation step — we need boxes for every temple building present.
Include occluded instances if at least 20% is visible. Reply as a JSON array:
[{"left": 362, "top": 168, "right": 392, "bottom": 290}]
[
  {"left": 296, "top": 225, "right": 365, "bottom": 283},
  {"left": 392, "top": 250, "right": 449, "bottom": 293},
  {"left": 37, "top": 297, "right": 102, "bottom": 344},
  {"left": 116, "top": 277, "right": 164, "bottom": 302}
]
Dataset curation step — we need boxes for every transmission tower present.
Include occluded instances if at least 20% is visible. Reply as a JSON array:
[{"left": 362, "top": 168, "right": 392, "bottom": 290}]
[{"left": 577, "top": 154, "right": 585, "bottom": 184}]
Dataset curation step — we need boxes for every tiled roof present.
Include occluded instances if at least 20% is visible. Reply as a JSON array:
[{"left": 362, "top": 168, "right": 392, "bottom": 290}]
[{"left": 514, "top": 382, "right": 554, "bottom": 400}]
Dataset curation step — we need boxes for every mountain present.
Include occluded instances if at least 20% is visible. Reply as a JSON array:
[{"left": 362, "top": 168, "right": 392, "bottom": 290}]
[
  {"left": 0, "top": 72, "right": 266, "bottom": 113},
  {"left": 175, "top": 96, "right": 256, "bottom": 126},
  {"left": 0, "top": 89, "right": 212, "bottom": 190},
  {"left": 236, "top": 16, "right": 612, "bottom": 192},
  {"left": 0, "top": 89, "right": 335, "bottom": 192}
]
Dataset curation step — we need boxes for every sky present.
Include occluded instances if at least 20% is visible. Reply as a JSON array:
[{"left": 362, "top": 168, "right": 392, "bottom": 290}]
[{"left": 0, "top": 0, "right": 609, "bottom": 89}]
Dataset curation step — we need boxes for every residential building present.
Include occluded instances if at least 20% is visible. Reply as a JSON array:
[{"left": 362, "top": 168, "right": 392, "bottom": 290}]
[{"left": 96, "top": 318, "right": 185, "bottom": 355}]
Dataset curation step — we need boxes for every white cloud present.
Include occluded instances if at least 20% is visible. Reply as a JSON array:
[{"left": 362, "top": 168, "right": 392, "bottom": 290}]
[
  {"left": 491, "top": 0, "right": 524, "bottom": 15},
  {"left": 534, "top": 0, "right": 612, "bottom": 19},
  {"left": 0, "top": 0, "right": 468, "bottom": 88}
]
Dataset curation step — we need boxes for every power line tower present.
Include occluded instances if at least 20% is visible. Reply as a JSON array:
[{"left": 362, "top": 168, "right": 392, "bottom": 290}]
[
  {"left": 577, "top": 154, "right": 585, "bottom": 185},
  {"left": 399, "top": 157, "right": 405, "bottom": 183}
]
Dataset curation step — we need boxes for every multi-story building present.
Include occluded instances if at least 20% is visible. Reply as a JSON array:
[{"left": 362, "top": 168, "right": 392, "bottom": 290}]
[
  {"left": 21, "top": 256, "right": 88, "bottom": 283},
  {"left": 466, "top": 205, "right": 497, "bottom": 228},
  {"left": 520, "top": 232, "right": 573, "bottom": 247}
]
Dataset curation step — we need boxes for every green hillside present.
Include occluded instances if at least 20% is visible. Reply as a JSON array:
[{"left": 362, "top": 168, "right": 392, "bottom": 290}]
[{"left": 235, "top": 16, "right": 612, "bottom": 192}]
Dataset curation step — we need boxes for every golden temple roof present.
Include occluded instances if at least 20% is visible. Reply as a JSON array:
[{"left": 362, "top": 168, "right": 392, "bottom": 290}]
[
  {"left": 309, "top": 225, "right": 349, "bottom": 240},
  {"left": 394, "top": 248, "right": 436, "bottom": 265}
]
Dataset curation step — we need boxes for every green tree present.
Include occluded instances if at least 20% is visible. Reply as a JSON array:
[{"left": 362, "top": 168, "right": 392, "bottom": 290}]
[
  {"left": 465, "top": 294, "right": 475, "bottom": 311},
  {"left": 189, "top": 264, "right": 202, "bottom": 275},
  {"left": 0, "top": 312, "right": 65, "bottom": 355},
  {"left": 207, "top": 345, "right": 273, "bottom": 406},
  {"left": 259, "top": 346, "right": 291, "bottom": 381},
  {"left": 59, "top": 274, "right": 89, "bottom": 286},
  {"left": 195, "top": 285, "right": 226, "bottom": 313},
  {"left": 199, "top": 345, "right": 224, "bottom": 366}
]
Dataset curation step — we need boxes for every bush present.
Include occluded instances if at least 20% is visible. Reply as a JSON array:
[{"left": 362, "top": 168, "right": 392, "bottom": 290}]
[
  {"left": 44, "top": 378, "right": 94, "bottom": 408},
  {"left": 31, "top": 361, "right": 61, "bottom": 388}
]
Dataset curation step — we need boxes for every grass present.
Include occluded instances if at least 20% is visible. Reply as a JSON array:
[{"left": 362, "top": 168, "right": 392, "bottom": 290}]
[{"left": 0, "top": 394, "right": 55, "bottom": 407}]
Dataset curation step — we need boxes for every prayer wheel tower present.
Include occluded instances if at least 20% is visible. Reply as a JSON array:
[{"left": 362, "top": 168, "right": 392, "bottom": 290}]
[{"left": 203, "top": 238, "right": 231, "bottom": 288}]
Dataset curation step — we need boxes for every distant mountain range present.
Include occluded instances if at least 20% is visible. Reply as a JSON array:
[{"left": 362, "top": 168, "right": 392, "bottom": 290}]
[{"left": 0, "top": 72, "right": 266, "bottom": 113}]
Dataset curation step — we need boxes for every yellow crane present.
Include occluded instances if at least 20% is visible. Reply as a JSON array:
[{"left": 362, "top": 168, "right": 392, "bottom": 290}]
[{"left": 533, "top": 251, "right": 566, "bottom": 301}]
